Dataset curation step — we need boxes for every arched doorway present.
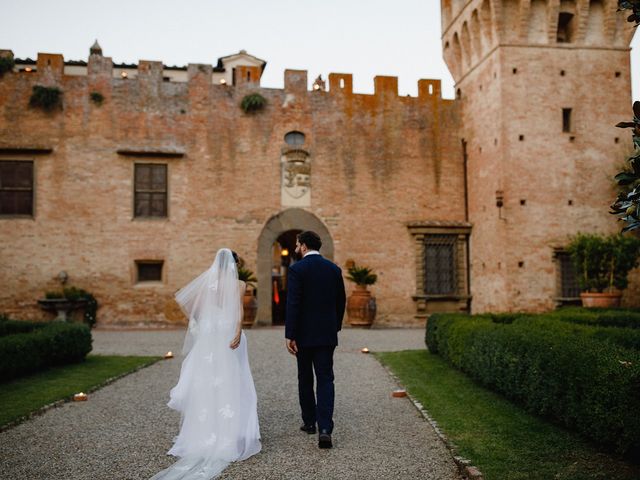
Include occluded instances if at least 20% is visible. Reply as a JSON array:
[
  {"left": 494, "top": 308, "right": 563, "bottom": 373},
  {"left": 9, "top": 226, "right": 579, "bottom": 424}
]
[
  {"left": 256, "top": 208, "right": 334, "bottom": 326},
  {"left": 271, "top": 229, "right": 301, "bottom": 325}
]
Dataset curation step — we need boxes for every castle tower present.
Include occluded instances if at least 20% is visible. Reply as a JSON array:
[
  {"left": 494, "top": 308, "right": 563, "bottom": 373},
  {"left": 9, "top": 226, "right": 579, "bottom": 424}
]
[{"left": 441, "top": 0, "right": 636, "bottom": 312}]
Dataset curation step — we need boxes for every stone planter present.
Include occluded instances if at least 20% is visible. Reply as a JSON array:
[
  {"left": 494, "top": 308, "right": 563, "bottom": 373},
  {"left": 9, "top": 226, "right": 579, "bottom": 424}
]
[
  {"left": 38, "top": 298, "right": 87, "bottom": 322},
  {"left": 242, "top": 290, "right": 258, "bottom": 329},
  {"left": 580, "top": 292, "right": 622, "bottom": 308},
  {"left": 347, "top": 285, "right": 376, "bottom": 328}
]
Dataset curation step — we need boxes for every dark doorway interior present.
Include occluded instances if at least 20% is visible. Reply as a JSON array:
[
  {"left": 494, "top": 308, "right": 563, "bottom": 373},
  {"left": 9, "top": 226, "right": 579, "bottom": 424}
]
[{"left": 271, "top": 229, "right": 301, "bottom": 325}]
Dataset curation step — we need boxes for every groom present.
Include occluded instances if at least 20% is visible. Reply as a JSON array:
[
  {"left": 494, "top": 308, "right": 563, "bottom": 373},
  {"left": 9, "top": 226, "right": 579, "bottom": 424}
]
[{"left": 285, "top": 231, "right": 346, "bottom": 449}]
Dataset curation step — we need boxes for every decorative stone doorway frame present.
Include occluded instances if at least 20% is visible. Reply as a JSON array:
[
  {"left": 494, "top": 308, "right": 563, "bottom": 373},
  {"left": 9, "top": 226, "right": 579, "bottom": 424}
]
[{"left": 256, "top": 208, "right": 334, "bottom": 325}]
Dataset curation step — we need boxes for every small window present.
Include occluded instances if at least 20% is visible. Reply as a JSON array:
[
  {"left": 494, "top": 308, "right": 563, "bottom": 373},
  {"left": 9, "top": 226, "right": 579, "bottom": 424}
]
[
  {"left": 134, "top": 163, "right": 167, "bottom": 218},
  {"left": 284, "top": 131, "right": 305, "bottom": 147},
  {"left": 556, "top": 251, "right": 580, "bottom": 298},
  {"left": 136, "top": 261, "right": 163, "bottom": 282},
  {"left": 424, "top": 235, "right": 457, "bottom": 295},
  {"left": 562, "top": 108, "right": 572, "bottom": 132},
  {"left": 0, "top": 160, "right": 34, "bottom": 216},
  {"left": 557, "top": 12, "right": 575, "bottom": 43}
]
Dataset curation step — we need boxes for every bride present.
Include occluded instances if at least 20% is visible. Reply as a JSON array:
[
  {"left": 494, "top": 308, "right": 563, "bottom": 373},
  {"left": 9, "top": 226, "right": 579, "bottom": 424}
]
[{"left": 151, "top": 248, "right": 261, "bottom": 480}]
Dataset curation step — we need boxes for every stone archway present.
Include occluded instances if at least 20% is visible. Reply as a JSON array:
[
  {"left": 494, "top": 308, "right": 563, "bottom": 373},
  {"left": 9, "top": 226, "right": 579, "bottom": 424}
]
[{"left": 256, "top": 208, "right": 334, "bottom": 326}]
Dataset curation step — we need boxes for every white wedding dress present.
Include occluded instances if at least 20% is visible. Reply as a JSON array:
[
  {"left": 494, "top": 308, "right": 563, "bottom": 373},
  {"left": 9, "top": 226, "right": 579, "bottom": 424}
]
[{"left": 151, "top": 249, "right": 261, "bottom": 480}]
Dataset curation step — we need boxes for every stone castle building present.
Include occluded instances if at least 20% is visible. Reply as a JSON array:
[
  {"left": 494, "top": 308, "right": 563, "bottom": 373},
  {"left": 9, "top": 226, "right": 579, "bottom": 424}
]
[{"left": 0, "top": 0, "right": 637, "bottom": 327}]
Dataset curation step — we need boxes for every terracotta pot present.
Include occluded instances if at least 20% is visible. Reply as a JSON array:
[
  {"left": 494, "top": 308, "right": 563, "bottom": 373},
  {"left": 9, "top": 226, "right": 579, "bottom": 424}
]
[
  {"left": 242, "top": 291, "right": 258, "bottom": 328},
  {"left": 580, "top": 292, "right": 622, "bottom": 308},
  {"left": 347, "top": 285, "right": 376, "bottom": 328}
]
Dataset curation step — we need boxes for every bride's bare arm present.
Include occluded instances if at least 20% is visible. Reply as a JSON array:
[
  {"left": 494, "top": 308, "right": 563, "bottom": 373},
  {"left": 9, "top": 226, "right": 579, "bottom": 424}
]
[{"left": 230, "top": 280, "right": 246, "bottom": 349}]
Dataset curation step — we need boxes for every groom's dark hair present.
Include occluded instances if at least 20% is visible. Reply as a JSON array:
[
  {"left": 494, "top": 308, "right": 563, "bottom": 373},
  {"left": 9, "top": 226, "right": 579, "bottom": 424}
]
[{"left": 297, "top": 231, "right": 322, "bottom": 251}]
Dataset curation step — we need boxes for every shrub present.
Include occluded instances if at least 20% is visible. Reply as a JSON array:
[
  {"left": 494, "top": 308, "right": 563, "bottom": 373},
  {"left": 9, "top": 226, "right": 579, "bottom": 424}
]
[
  {"left": 29, "top": 85, "right": 63, "bottom": 111},
  {"left": 346, "top": 265, "right": 378, "bottom": 286},
  {"left": 552, "top": 307, "right": 640, "bottom": 329},
  {"left": 240, "top": 93, "right": 267, "bottom": 114},
  {"left": 426, "top": 313, "right": 640, "bottom": 458},
  {"left": 90, "top": 91, "right": 104, "bottom": 106},
  {"left": 0, "top": 56, "right": 15, "bottom": 76},
  {"left": 0, "top": 316, "right": 47, "bottom": 337},
  {"left": 0, "top": 322, "right": 92, "bottom": 382},
  {"left": 43, "top": 286, "right": 99, "bottom": 328},
  {"left": 238, "top": 266, "right": 257, "bottom": 289},
  {"left": 567, "top": 233, "right": 640, "bottom": 292}
]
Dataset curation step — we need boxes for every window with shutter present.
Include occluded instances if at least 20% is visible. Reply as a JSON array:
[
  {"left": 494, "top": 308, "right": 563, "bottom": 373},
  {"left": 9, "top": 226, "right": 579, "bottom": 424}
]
[
  {"left": 134, "top": 163, "right": 167, "bottom": 218},
  {"left": 424, "top": 235, "right": 457, "bottom": 295},
  {"left": 0, "top": 161, "right": 34, "bottom": 216},
  {"left": 556, "top": 251, "right": 581, "bottom": 298}
]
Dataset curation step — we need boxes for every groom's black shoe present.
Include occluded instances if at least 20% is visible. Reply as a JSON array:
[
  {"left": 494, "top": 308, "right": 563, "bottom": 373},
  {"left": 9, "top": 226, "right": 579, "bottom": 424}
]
[
  {"left": 318, "top": 430, "right": 332, "bottom": 449},
  {"left": 300, "top": 424, "right": 316, "bottom": 434}
]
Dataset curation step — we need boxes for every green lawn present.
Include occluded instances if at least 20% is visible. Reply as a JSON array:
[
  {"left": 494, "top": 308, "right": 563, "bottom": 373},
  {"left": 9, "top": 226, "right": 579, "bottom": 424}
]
[
  {"left": 0, "top": 355, "right": 160, "bottom": 428},
  {"left": 376, "top": 350, "right": 640, "bottom": 480}
]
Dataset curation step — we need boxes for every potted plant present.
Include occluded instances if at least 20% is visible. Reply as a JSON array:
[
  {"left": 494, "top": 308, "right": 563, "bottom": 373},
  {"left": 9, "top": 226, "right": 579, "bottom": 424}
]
[
  {"left": 37, "top": 286, "right": 98, "bottom": 327},
  {"left": 345, "top": 264, "right": 377, "bottom": 327},
  {"left": 567, "top": 233, "right": 640, "bottom": 307},
  {"left": 238, "top": 265, "right": 258, "bottom": 328}
]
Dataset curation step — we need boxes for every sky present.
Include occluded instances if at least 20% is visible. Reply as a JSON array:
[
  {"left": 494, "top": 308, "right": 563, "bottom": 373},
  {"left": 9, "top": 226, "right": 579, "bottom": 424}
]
[{"left": 1, "top": 0, "right": 638, "bottom": 101}]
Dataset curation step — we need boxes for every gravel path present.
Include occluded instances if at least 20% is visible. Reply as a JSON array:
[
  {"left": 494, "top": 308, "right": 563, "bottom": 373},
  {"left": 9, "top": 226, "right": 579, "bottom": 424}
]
[{"left": 0, "top": 328, "right": 462, "bottom": 480}]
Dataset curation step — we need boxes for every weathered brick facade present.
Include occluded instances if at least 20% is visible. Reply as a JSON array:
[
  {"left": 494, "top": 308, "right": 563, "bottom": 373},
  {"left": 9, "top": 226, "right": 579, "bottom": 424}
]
[
  {"left": 442, "top": 0, "right": 638, "bottom": 313},
  {"left": 0, "top": 0, "right": 637, "bottom": 327}
]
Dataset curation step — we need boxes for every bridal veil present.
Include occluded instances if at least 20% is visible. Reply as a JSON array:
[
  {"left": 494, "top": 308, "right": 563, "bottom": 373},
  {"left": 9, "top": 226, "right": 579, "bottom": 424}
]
[{"left": 151, "top": 248, "right": 261, "bottom": 480}]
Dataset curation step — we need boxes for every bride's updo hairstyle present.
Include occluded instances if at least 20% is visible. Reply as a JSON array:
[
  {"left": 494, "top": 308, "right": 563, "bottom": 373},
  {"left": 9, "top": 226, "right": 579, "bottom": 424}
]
[{"left": 231, "top": 251, "right": 240, "bottom": 265}]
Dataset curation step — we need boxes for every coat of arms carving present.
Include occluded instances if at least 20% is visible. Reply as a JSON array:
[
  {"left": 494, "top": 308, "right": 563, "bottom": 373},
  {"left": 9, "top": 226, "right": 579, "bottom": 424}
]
[{"left": 281, "top": 148, "right": 311, "bottom": 206}]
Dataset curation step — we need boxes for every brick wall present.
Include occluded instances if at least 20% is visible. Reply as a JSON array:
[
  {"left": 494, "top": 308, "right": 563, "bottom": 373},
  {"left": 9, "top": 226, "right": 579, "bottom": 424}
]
[{"left": 0, "top": 52, "right": 464, "bottom": 326}]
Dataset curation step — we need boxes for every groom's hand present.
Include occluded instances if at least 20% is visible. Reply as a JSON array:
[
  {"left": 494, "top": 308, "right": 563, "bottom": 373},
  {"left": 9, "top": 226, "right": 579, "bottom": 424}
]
[{"left": 286, "top": 339, "right": 298, "bottom": 355}]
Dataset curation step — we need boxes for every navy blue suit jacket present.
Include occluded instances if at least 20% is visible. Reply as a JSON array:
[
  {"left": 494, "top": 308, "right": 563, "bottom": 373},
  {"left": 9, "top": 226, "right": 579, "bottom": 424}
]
[{"left": 285, "top": 254, "right": 346, "bottom": 347}]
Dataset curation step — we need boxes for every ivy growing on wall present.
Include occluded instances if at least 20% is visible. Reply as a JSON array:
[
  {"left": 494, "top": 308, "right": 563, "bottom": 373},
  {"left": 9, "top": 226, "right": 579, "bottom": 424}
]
[
  {"left": 240, "top": 93, "right": 267, "bottom": 114},
  {"left": 29, "top": 85, "right": 63, "bottom": 112},
  {"left": 0, "top": 56, "right": 15, "bottom": 76},
  {"left": 90, "top": 91, "right": 104, "bottom": 106}
]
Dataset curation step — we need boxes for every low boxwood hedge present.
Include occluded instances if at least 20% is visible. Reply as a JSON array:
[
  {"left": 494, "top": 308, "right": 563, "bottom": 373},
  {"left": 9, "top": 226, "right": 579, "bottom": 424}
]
[
  {"left": 552, "top": 307, "right": 640, "bottom": 329},
  {"left": 483, "top": 308, "right": 640, "bottom": 329},
  {"left": 0, "top": 317, "right": 48, "bottom": 337},
  {"left": 425, "top": 313, "right": 640, "bottom": 458},
  {"left": 0, "top": 321, "right": 92, "bottom": 382}
]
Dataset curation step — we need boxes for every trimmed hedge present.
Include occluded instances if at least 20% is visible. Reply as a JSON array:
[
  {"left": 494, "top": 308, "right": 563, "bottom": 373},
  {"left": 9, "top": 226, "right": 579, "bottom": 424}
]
[
  {"left": 484, "top": 308, "right": 640, "bottom": 329},
  {"left": 551, "top": 307, "right": 640, "bottom": 329},
  {"left": 425, "top": 313, "right": 640, "bottom": 458},
  {"left": 0, "top": 322, "right": 92, "bottom": 382},
  {"left": 0, "top": 318, "right": 48, "bottom": 337}
]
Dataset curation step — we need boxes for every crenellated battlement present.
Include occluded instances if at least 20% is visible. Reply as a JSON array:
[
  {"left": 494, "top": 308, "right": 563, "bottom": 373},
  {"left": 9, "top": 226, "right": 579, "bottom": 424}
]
[
  {"left": 442, "top": 0, "right": 636, "bottom": 82},
  {"left": 3, "top": 46, "right": 447, "bottom": 102}
]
